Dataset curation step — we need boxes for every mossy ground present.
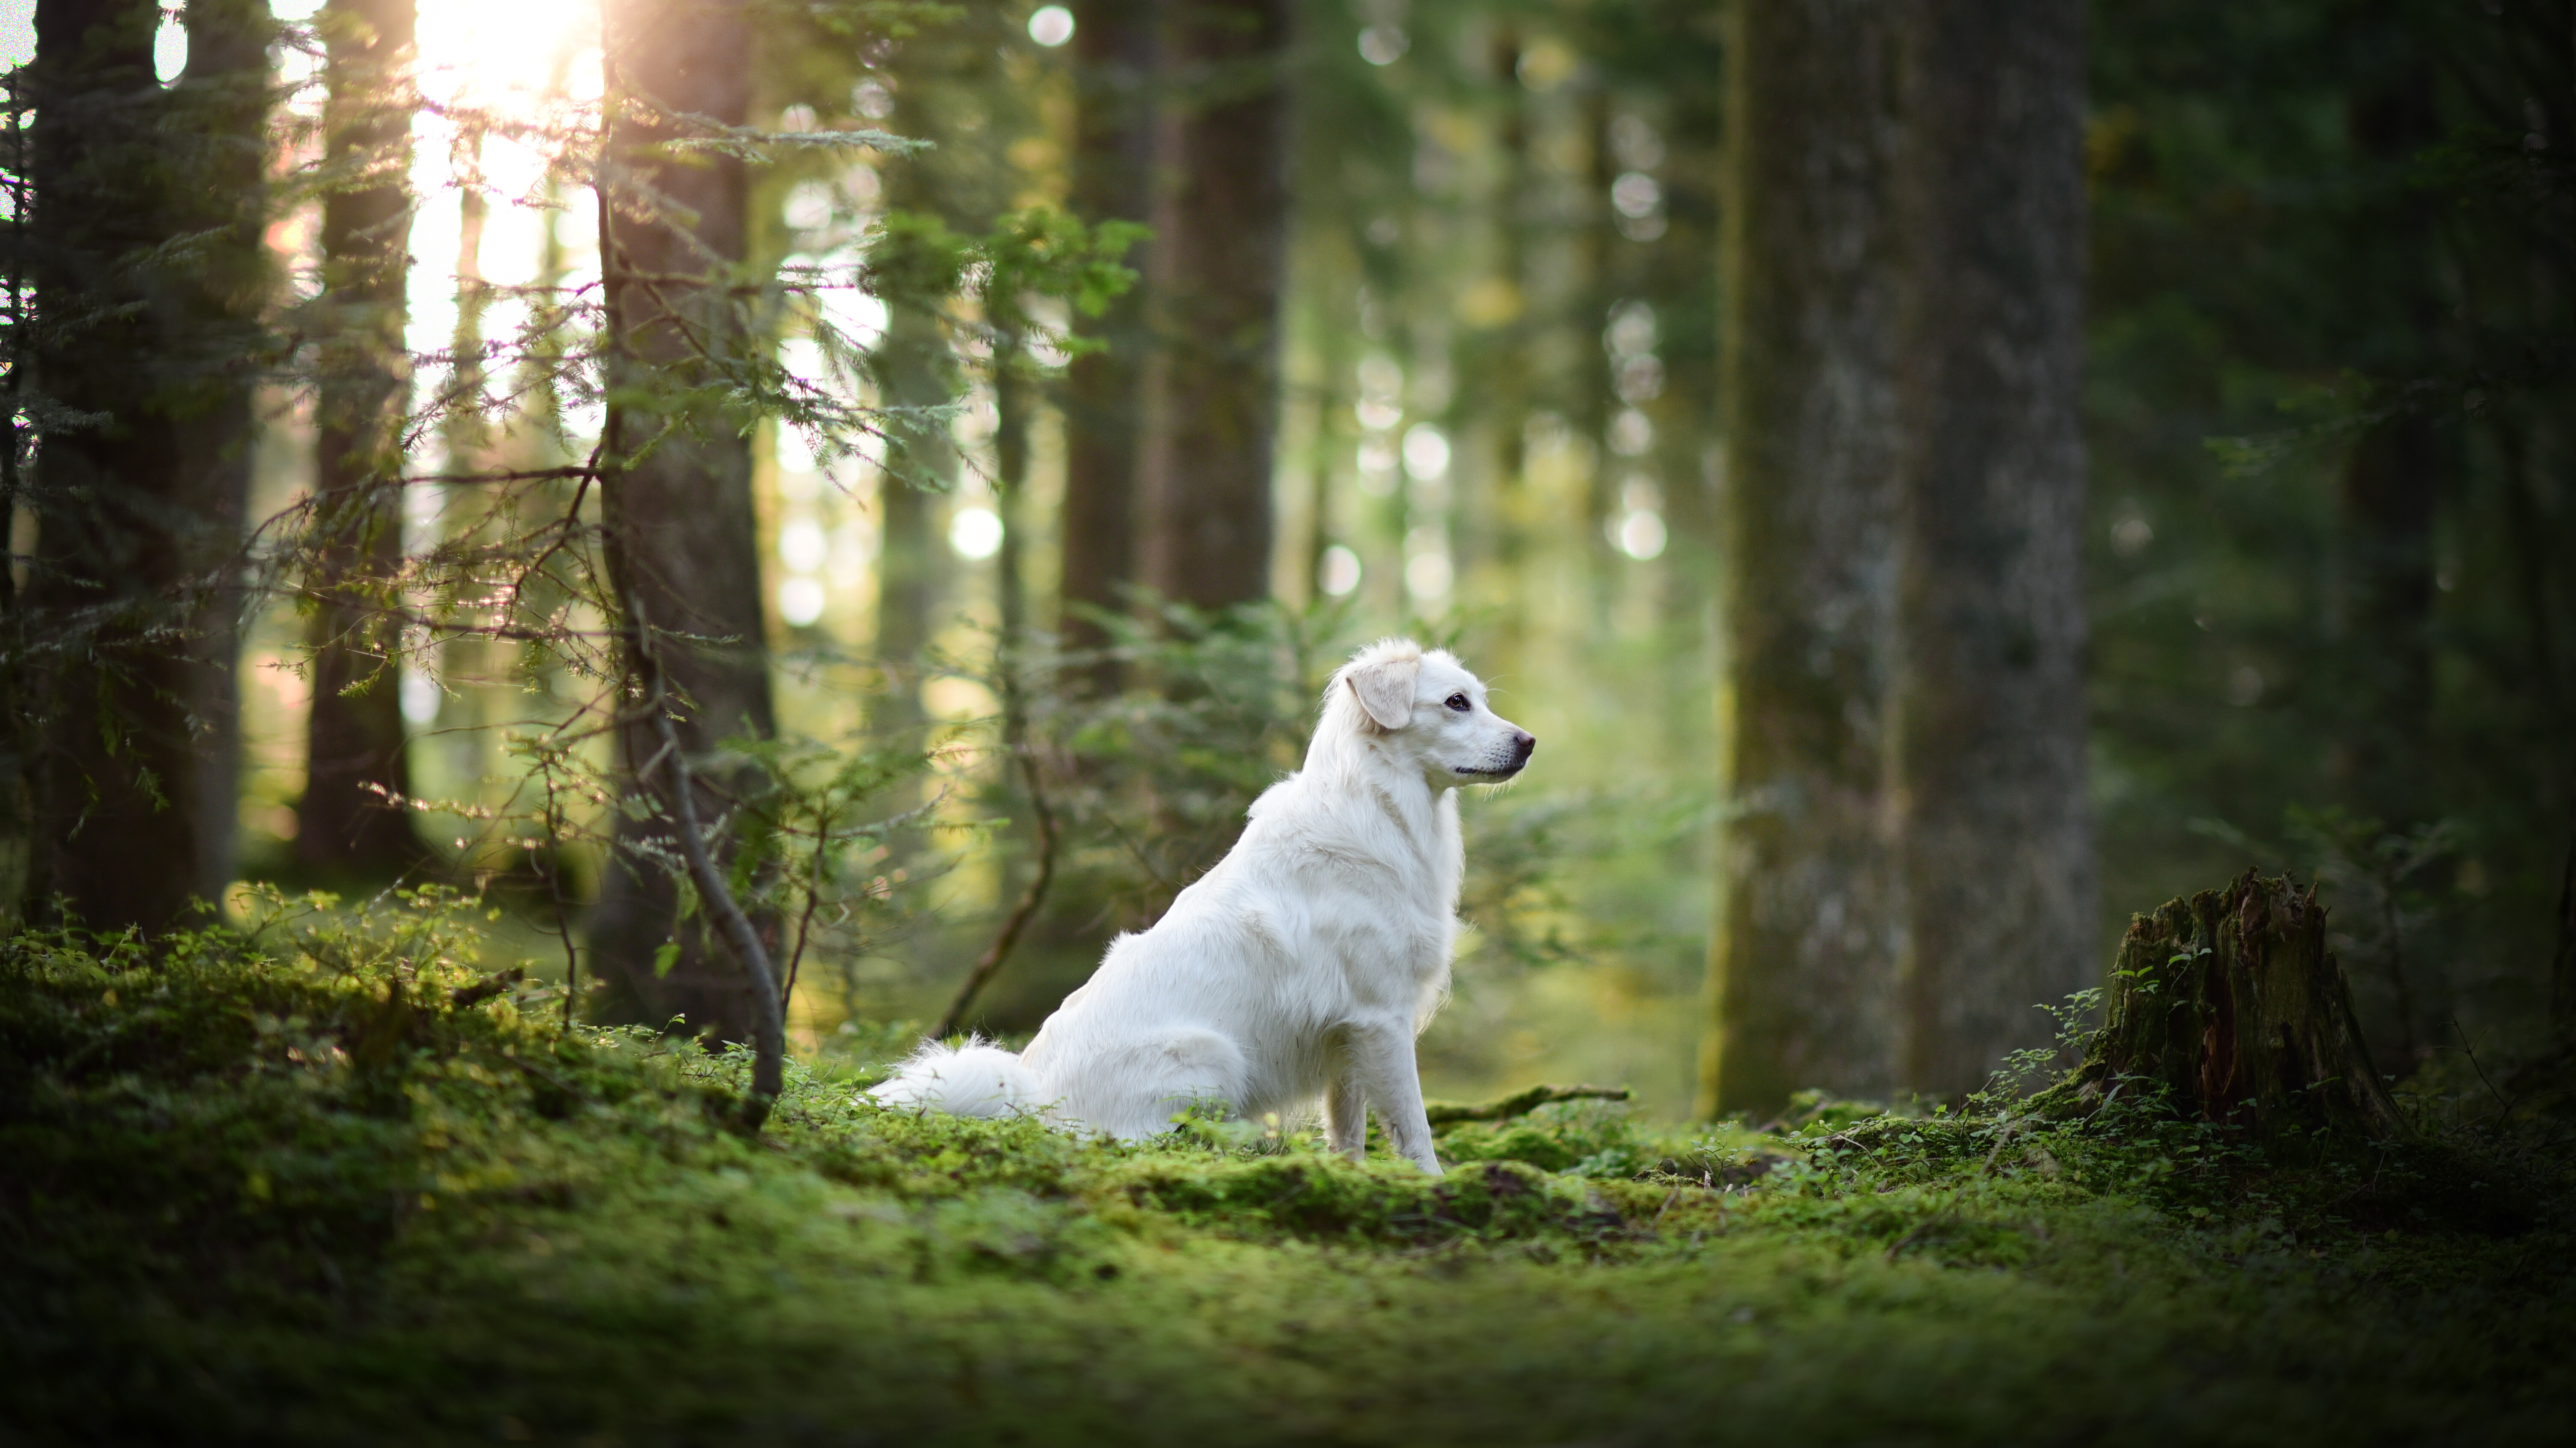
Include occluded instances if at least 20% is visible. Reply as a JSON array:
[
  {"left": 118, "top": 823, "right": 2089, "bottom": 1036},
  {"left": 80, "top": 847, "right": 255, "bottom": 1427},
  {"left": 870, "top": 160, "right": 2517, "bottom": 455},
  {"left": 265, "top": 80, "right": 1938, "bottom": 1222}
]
[{"left": 6, "top": 895, "right": 2572, "bottom": 1445}]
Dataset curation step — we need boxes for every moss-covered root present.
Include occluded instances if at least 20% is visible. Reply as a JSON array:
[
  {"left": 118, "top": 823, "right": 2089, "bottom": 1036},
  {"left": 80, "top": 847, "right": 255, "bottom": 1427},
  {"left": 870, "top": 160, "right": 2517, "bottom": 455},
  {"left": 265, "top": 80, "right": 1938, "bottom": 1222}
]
[{"left": 2057, "top": 870, "right": 2409, "bottom": 1146}]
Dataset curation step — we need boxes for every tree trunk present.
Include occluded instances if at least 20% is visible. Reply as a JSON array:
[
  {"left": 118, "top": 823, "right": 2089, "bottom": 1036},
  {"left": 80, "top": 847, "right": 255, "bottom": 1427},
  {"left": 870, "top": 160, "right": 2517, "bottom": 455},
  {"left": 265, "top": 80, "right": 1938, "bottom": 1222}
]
[
  {"left": 995, "top": 349, "right": 1031, "bottom": 645},
  {"left": 2555, "top": 802, "right": 2576, "bottom": 1043},
  {"left": 870, "top": 303, "right": 950, "bottom": 729},
  {"left": 2059, "top": 872, "right": 2409, "bottom": 1146},
  {"left": 1134, "top": 0, "right": 1291, "bottom": 612},
  {"left": 1057, "top": 0, "right": 1153, "bottom": 678},
  {"left": 1, "top": 71, "right": 29, "bottom": 918},
  {"left": 298, "top": 0, "right": 421, "bottom": 882},
  {"left": 1701, "top": 0, "right": 1906, "bottom": 1117},
  {"left": 1889, "top": 0, "right": 2096, "bottom": 1097},
  {"left": 173, "top": 0, "right": 268, "bottom": 907},
  {"left": 22, "top": 0, "right": 265, "bottom": 931},
  {"left": 1574, "top": 86, "right": 1620, "bottom": 629},
  {"left": 2328, "top": 64, "right": 2443, "bottom": 829},
  {"left": 1458, "top": 24, "right": 1530, "bottom": 679},
  {"left": 589, "top": 0, "right": 777, "bottom": 1039}
]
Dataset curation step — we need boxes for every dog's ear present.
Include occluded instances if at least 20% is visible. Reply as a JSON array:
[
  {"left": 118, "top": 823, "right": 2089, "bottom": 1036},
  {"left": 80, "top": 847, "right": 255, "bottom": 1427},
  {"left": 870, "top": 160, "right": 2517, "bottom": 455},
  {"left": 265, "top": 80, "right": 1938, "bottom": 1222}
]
[{"left": 1345, "top": 656, "right": 1420, "bottom": 731}]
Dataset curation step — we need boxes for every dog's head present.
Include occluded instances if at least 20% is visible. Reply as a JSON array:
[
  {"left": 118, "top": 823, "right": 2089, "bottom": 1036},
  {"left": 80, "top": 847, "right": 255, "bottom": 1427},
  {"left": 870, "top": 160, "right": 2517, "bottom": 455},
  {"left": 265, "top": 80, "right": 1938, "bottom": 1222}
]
[{"left": 1326, "top": 638, "right": 1535, "bottom": 788}]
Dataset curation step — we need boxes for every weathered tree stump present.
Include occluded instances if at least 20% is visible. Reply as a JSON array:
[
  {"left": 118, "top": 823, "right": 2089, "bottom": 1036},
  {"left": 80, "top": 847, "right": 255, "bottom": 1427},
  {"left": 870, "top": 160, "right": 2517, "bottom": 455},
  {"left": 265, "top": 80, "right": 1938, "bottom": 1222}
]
[{"left": 2059, "top": 871, "right": 2410, "bottom": 1146}]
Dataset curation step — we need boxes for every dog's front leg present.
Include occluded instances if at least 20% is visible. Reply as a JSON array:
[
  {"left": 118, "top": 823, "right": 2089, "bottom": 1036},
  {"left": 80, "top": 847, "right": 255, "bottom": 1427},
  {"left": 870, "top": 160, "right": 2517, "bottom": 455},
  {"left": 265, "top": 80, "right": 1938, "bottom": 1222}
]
[
  {"left": 1324, "top": 1065, "right": 1368, "bottom": 1162},
  {"left": 1349, "top": 1022, "right": 1442, "bottom": 1175}
]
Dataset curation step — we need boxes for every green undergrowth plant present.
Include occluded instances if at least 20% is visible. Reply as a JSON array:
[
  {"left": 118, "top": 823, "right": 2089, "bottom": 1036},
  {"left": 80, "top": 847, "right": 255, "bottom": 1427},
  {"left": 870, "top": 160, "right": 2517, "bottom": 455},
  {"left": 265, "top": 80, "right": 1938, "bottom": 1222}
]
[{"left": 5, "top": 903, "right": 2575, "bottom": 1445}]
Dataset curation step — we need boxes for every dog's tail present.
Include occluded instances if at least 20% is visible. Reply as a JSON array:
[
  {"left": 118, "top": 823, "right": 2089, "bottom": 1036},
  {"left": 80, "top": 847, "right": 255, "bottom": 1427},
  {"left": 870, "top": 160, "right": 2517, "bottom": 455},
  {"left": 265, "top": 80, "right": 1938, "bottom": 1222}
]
[{"left": 866, "top": 1037, "right": 1046, "bottom": 1120}]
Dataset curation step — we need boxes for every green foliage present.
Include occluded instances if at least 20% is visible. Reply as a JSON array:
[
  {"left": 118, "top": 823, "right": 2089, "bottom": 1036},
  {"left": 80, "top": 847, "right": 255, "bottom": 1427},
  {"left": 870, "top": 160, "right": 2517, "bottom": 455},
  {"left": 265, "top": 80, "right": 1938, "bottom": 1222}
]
[{"left": 711, "top": 733, "right": 935, "bottom": 1004}]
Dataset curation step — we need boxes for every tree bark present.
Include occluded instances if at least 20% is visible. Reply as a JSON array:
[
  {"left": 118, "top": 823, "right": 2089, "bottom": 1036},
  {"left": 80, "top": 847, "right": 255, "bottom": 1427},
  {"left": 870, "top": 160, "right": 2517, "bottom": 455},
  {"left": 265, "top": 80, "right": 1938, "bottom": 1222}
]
[
  {"left": 588, "top": 0, "right": 777, "bottom": 1039},
  {"left": 173, "top": 0, "right": 268, "bottom": 906},
  {"left": 2327, "top": 64, "right": 2443, "bottom": 829},
  {"left": 1574, "top": 85, "right": 1620, "bottom": 628},
  {"left": 22, "top": 0, "right": 265, "bottom": 931},
  {"left": 1057, "top": 0, "right": 1153, "bottom": 677},
  {"left": 1134, "top": 0, "right": 1291, "bottom": 612},
  {"left": 1702, "top": 0, "right": 1907, "bottom": 1117},
  {"left": 298, "top": 0, "right": 421, "bottom": 882},
  {"left": 1889, "top": 0, "right": 2096, "bottom": 1097},
  {"left": 870, "top": 303, "right": 950, "bottom": 728},
  {"left": 2057, "top": 872, "right": 2409, "bottom": 1146},
  {"left": 2553, "top": 801, "right": 2576, "bottom": 1043}
]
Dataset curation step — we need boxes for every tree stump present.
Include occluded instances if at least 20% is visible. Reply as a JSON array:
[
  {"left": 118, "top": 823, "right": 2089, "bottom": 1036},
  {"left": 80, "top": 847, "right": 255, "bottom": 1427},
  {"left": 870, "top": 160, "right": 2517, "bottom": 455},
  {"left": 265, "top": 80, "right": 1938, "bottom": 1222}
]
[{"left": 2061, "top": 871, "right": 2409, "bottom": 1146}]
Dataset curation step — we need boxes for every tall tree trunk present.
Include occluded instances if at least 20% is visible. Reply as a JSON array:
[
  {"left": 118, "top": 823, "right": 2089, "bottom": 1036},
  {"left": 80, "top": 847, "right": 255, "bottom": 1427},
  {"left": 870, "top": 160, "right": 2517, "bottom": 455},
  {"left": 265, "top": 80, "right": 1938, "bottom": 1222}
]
[
  {"left": 2329, "top": 67, "right": 2442, "bottom": 828},
  {"left": 2323, "top": 59, "right": 2447, "bottom": 1055},
  {"left": 1, "top": 71, "right": 30, "bottom": 917},
  {"left": 173, "top": 0, "right": 268, "bottom": 906},
  {"left": 1464, "top": 24, "right": 1530, "bottom": 680},
  {"left": 589, "top": 0, "right": 777, "bottom": 1039},
  {"left": 1057, "top": 0, "right": 1153, "bottom": 678},
  {"left": 871, "top": 304, "right": 951, "bottom": 730},
  {"left": 1134, "top": 0, "right": 1291, "bottom": 612},
  {"left": 1576, "top": 85, "right": 1620, "bottom": 629},
  {"left": 1888, "top": 0, "right": 2096, "bottom": 1097},
  {"left": 298, "top": 0, "right": 420, "bottom": 882},
  {"left": 1700, "top": 0, "right": 1906, "bottom": 1118},
  {"left": 995, "top": 355, "right": 1031, "bottom": 645},
  {"left": 22, "top": 0, "right": 266, "bottom": 931}
]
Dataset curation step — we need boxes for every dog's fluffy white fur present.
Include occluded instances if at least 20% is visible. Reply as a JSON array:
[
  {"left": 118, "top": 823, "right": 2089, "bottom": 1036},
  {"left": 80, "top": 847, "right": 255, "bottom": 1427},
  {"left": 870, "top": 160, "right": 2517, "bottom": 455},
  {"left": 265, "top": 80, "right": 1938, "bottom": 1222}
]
[{"left": 868, "top": 638, "right": 1535, "bottom": 1174}]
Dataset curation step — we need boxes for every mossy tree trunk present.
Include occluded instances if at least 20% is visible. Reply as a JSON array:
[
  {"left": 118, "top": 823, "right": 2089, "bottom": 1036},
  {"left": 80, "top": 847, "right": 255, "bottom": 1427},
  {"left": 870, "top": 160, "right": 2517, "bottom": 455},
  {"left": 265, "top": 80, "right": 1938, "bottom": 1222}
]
[
  {"left": 2063, "top": 871, "right": 2409, "bottom": 1145},
  {"left": 1702, "top": 0, "right": 1907, "bottom": 1117}
]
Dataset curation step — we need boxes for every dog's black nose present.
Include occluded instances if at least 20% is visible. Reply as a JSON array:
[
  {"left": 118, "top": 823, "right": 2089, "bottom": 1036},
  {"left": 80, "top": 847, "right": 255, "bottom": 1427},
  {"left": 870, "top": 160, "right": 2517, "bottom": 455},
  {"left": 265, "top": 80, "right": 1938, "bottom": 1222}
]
[{"left": 1512, "top": 731, "right": 1535, "bottom": 762}]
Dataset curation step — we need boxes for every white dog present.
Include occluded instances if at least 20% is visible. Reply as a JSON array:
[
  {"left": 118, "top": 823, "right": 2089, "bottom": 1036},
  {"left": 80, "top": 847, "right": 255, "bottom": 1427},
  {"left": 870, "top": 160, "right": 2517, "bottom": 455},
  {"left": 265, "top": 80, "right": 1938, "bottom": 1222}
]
[{"left": 869, "top": 638, "right": 1535, "bottom": 1174}]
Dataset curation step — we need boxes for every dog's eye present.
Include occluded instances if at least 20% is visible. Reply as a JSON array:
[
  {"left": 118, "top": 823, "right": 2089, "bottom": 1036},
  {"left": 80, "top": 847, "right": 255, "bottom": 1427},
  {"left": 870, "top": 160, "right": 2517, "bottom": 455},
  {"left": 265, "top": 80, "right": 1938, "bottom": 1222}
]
[{"left": 1444, "top": 693, "right": 1472, "bottom": 712}]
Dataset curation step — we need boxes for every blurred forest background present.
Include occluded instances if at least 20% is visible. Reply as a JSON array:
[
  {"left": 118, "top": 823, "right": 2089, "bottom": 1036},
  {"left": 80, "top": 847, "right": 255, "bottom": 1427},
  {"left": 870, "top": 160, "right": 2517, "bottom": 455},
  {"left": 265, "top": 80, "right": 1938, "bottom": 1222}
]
[{"left": 1, "top": 0, "right": 2570, "bottom": 1122}]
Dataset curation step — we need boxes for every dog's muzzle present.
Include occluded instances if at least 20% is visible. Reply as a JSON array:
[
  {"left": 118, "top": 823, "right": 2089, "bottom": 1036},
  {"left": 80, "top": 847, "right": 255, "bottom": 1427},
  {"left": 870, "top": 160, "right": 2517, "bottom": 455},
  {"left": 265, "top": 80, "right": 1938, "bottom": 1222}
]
[{"left": 1456, "top": 730, "right": 1538, "bottom": 779}]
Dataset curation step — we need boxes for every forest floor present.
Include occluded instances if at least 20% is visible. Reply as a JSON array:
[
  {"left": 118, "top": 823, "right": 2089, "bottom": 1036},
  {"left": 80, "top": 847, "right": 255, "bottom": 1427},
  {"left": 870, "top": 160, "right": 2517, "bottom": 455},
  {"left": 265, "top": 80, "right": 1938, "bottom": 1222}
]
[{"left": 6, "top": 892, "right": 2574, "bottom": 1447}]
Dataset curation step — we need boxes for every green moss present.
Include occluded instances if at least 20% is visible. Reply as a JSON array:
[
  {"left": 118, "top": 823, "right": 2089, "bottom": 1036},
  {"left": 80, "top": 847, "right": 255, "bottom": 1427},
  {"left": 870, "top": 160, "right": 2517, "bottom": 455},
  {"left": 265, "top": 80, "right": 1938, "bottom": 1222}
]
[
  {"left": 5, "top": 907, "right": 2574, "bottom": 1445},
  {"left": 1106, "top": 1153, "right": 1623, "bottom": 1244}
]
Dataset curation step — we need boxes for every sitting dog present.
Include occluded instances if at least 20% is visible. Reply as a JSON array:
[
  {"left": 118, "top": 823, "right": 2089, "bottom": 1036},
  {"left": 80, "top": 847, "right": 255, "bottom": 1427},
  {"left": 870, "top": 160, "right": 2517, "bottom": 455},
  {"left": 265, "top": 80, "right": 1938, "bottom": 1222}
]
[{"left": 869, "top": 638, "right": 1535, "bottom": 1174}]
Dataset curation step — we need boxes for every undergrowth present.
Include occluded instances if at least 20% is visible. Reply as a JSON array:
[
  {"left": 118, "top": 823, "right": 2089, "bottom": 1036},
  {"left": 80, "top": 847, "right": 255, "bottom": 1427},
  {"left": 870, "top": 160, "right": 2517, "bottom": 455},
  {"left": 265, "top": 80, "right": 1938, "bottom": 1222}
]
[{"left": 4, "top": 897, "right": 2573, "bottom": 1445}]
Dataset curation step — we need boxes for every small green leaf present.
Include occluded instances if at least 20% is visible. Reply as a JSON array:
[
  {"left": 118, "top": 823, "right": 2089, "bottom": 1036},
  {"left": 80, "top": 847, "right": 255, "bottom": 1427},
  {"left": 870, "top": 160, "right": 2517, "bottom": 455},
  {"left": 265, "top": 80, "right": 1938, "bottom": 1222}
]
[{"left": 653, "top": 941, "right": 681, "bottom": 979}]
